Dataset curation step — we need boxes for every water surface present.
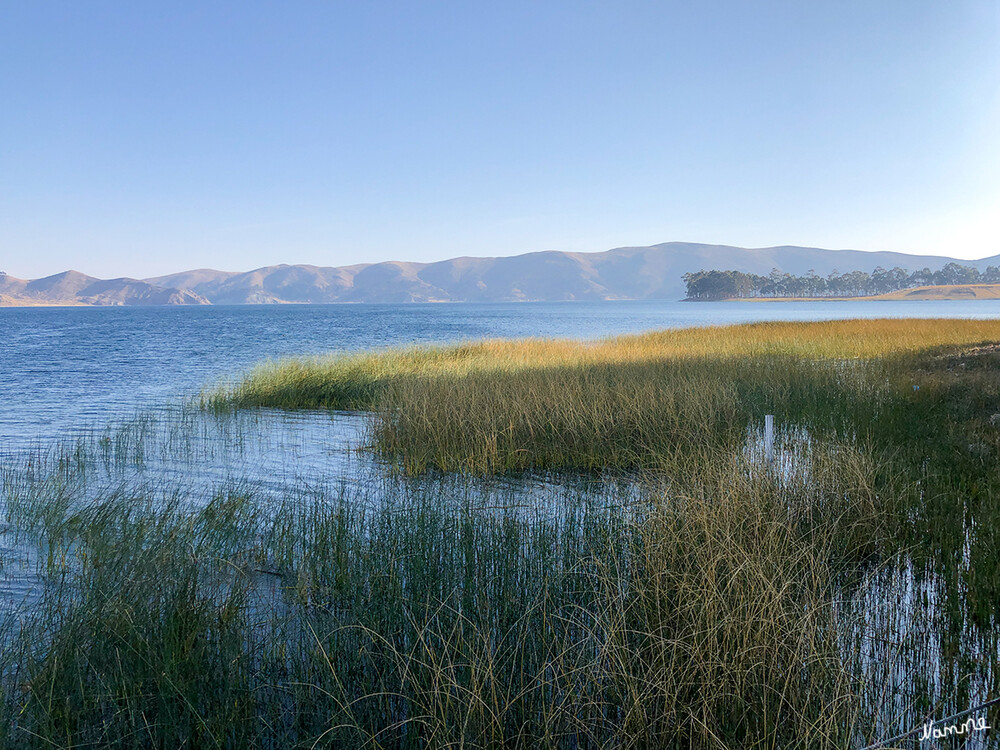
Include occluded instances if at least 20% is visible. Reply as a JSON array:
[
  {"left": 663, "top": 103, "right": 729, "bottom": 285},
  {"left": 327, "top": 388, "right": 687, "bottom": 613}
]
[{"left": 4, "top": 299, "right": 1000, "bottom": 443}]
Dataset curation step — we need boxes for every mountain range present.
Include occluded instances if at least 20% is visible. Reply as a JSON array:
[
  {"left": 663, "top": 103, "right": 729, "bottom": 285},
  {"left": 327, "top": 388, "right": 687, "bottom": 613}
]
[
  {"left": 3, "top": 242, "right": 999, "bottom": 306},
  {"left": 0, "top": 270, "right": 209, "bottom": 306}
]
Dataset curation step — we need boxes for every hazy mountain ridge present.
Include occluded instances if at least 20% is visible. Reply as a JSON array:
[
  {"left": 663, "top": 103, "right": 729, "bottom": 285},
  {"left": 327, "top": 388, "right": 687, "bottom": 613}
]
[
  {"left": 0, "top": 270, "right": 210, "bottom": 306},
  {"left": 5, "top": 242, "right": 1000, "bottom": 306}
]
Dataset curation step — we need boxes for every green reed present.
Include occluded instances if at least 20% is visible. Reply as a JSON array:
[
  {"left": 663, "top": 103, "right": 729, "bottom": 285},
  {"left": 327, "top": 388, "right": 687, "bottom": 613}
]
[
  {"left": 2, "top": 319, "right": 999, "bottom": 748},
  {"left": 1, "top": 437, "right": 914, "bottom": 749}
]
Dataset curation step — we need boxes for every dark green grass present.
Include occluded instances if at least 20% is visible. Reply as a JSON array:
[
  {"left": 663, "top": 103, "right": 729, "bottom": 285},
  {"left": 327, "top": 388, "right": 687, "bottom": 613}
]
[{"left": 2, "top": 446, "right": 914, "bottom": 749}]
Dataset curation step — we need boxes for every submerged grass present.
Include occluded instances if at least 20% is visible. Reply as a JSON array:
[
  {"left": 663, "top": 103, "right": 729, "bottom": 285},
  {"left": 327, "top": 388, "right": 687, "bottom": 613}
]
[
  {"left": 1, "top": 319, "right": 999, "bottom": 747},
  {"left": 2, "top": 440, "right": 911, "bottom": 749}
]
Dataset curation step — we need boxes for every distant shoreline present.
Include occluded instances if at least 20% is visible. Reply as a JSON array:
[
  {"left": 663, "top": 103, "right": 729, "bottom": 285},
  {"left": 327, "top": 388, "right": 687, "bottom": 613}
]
[
  {"left": 687, "top": 283, "right": 1000, "bottom": 302},
  {"left": 7, "top": 283, "right": 1000, "bottom": 307},
  {"left": 0, "top": 296, "right": 88, "bottom": 307}
]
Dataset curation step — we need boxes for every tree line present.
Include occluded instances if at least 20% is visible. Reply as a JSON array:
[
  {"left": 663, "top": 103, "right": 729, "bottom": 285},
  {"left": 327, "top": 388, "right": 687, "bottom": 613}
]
[{"left": 683, "top": 263, "right": 1000, "bottom": 300}]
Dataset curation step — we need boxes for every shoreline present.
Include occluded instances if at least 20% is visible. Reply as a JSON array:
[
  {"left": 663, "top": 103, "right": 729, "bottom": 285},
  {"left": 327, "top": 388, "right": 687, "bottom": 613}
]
[{"left": 688, "top": 283, "right": 1000, "bottom": 303}]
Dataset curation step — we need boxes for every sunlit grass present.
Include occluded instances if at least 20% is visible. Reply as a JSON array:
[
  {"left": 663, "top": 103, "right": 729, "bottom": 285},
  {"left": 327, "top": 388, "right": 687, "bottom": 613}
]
[
  {"left": 206, "top": 319, "right": 1000, "bottom": 474},
  {"left": 205, "top": 319, "right": 1000, "bottom": 412}
]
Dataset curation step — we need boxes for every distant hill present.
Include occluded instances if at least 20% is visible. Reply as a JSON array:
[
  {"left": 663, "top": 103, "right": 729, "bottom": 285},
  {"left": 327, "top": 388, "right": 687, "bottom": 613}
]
[
  {"left": 143, "top": 242, "right": 1000, "bottom": 305},
  {"left": 0, "top": 270, "right": 209, "bottom": 306},
  {"left": 874, "top": 284, "right": 1000, "bottom": 300},
  {"left": 4, "top": 242, "right": 1000, "bottom": 306}
]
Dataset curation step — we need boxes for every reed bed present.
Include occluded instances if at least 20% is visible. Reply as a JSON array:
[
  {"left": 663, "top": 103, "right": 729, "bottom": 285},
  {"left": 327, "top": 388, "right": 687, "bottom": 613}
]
[
  {"left": 1, "top": 319, "right": 998, "bottom": 747},
  {"left": 206, "top": 318, "right": 1000, "bottom": 411},
  {"left": 0, "top": 434, "right": 933, "bottom": 749},
  {"left": 208, "top": 319, "right": 1000, "bottom": 475}
]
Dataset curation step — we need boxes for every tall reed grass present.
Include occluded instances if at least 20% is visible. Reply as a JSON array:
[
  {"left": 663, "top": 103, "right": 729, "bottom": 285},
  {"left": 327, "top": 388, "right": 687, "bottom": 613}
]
[
  {"left": 2, "top": 319, "right": 998, "bottom": 747},
  {"left": 207, "top": 319, "right": 1000, "bottom": 474},
  {"left": 206, "top": 318, "right": 1000, "bottom": 410},
  {"left": 0, "top": 436, "right": 916, "bottom": 749}
]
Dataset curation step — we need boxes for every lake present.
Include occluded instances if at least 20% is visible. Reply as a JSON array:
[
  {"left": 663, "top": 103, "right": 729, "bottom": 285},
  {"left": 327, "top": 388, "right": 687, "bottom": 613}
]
[
  {"left": 2, "top": 301, "right": 998, "bottom": 745},
  {"left": 4, "top": 299, "right": 1000, "bottom": 444}
]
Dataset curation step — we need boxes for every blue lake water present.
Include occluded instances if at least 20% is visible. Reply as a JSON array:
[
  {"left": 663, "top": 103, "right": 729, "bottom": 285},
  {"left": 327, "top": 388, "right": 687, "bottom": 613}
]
[
  {"left": 2, "top": 302, "right": 997, "bottom": 724},
  {"left": 3, "top": 299, "right": 1000, "bottom": 444}
]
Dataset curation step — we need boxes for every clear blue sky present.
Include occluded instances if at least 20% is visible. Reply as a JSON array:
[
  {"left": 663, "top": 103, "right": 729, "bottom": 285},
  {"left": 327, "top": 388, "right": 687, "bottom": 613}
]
[{"left": 2, "top": 1, "right": 998, "bottom": 279}]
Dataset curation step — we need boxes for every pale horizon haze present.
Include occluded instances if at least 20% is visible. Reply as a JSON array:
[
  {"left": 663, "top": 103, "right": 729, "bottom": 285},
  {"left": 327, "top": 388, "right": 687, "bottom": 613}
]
[{"left": 2, "top": 2, "right": 998, "bottom": 280}]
